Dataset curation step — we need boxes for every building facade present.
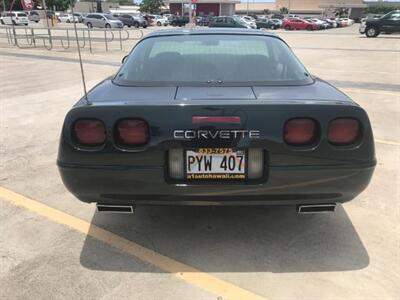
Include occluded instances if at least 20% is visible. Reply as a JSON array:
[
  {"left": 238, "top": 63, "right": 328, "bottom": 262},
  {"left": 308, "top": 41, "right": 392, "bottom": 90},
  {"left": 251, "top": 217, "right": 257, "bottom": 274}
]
[
  {"left": 166, "top": 0, "right": 240, "bottom": 17},
  {"left": 165, "top": 0, "right": 400, "bottom": 17}
]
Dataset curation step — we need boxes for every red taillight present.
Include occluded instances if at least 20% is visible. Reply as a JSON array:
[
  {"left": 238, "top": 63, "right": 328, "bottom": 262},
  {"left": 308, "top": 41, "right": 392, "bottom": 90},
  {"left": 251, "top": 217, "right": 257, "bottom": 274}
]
[
  {"left": 328, "top": 118, "right": 360, "bottom": 145},
  {"left": 284, "top": 118, "right": 317, "bottom": 145},
  {"left": 116, "top": 119, "right": 149, "bottom": 146},
  {"left": 74, "top": 119, "right": 106, "bottom": 146}
]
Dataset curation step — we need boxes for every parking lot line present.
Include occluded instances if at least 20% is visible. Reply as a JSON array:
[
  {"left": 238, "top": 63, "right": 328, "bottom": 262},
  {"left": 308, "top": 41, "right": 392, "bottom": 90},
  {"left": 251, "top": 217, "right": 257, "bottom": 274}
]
[
  {"left": 0, "top": 186, "right": 267, "bottom": 300},
  {"left": 375, "top": 139, "right": 400, "bottom": 146}
]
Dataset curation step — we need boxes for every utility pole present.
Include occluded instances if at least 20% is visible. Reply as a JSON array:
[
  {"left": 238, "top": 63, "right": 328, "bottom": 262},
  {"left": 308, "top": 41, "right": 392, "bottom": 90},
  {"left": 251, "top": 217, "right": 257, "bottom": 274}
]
[
  {"left": 188, "top": 0, "right": 193, "bottom": 25},
  {"left": 42, "top": 0, "right": 50, "bottom": 28},
  {"left": 2, "top": 0, "right": 6, "bottom": 12},
  {"left": 181, "top": 0, "right": 183, "bottom": 16}
]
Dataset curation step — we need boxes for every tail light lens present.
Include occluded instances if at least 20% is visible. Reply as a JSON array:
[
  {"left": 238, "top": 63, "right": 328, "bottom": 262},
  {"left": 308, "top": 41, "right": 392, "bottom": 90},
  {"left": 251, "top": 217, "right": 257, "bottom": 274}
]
[
  {"left": 284, "top": 118, "right": 317, "bottom": 145},
  {"left": 74, "top": 119, "right": 106, "bottom": 146},
  {"left": 116, "top": 119, "right": 149, "bottom": 146},
  {"left": 328, "top": 118, "right": 360, "bottom": 145}
]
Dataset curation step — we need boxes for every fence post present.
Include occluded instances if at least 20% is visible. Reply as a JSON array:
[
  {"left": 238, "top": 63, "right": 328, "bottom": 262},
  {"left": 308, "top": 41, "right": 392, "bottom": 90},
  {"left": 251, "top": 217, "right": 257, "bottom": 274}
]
[
  {"left": 119, "top": 30, "right": 122, "bottom": 50},
  {"left": 88, "top": 29, "right": 92, "bottom": 53},
  {"left": 104, "top": 29, "right": 108, "bottom": 52}
]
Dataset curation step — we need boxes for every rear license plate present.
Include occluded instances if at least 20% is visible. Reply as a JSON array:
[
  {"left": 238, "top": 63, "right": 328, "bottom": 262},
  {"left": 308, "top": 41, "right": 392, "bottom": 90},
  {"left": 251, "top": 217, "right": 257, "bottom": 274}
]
[{"left": 186, "top": 148, "right": 246, "bottom": 180}]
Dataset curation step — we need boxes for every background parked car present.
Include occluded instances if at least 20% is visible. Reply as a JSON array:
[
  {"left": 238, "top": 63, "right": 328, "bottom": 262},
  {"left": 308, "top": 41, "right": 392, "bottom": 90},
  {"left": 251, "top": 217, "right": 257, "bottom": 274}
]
[
  {"left": 113, "top": 14, "right": 147, "bottom": 28},
  {"left": 27, "top": 11, "right": 40, "bottom": 23},
  {"left": 256, "top": 18, "right": 281, "bottom": 29},
  {"left": 304, "top": 18, "right": 329, "bottom": 29},
  {"left": 197, "top": 16, "right": 212, "bottom": 26},
  {"left": 360, "top": 10, "right": 400, "bottom": 37},
  {"left": 169, "top": 15, "right": 189, "bottom": 27},
  {"left": 209, "top": 16, "right": 250, "bottom": 28},
  {"left": 84, "top": 13, "right": 123, "bottom": 29},
  {"left": 143, "top": 14, "right": 156, "bottom": 26},
  {"left": 0, "top": 11, "right": 29, "bottom": 25},
  {"left": 154, "top": 15, "right": 169, "bottom": 26},
  {"left": 282, "top": 18, "right": 318, "bottom": 31},
  {"left": 239, "top": 16, "right": 257, "bottom": 28},
  {"left": 72, "top": 12, "right": 84, "bottom": 23},
  {"left": 323, "top": 18, "right": 337, "bottom": 28},
  {"left": 58, "top": 13, "right": 76, "bottom": 23},
  {"left": 338, "top": 18, "right": 354, "bottom": 27}
]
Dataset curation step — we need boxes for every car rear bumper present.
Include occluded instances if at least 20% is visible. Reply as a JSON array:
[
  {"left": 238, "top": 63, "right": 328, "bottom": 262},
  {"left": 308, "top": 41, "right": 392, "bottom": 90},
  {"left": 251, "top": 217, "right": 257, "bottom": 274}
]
[{"left": 58, "top": 161, "right": 376, "bottom": 206}]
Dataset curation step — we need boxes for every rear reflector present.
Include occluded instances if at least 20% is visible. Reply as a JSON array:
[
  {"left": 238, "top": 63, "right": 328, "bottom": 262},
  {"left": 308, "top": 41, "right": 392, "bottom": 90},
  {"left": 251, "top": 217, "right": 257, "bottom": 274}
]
[
  {"left": 284, "top": 118, "right": 317, "bottom": 145},
  {"left": 247, "top": 148, "right": 264, "bottom": 179},
  {"left": 328, "top": 118, "right": 360, "bottom": 145},
  {"left": 116, "top": 119, "right": 149, "bottom": 146},
  {"left": 74, "top": 119, "right": 106, "bottom": 146},
  {"left": 169, "top": 149, "right": 184, "bottom": 179},
  {"left": 192, "top": 116, "right": 241, "bottom": 124}
]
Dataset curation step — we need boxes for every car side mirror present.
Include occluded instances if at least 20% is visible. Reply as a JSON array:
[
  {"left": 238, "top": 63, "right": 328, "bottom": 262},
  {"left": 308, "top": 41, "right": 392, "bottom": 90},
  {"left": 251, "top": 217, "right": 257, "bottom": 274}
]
[{"left": 122, "top": 55, "right": 128, "bottom": 64}]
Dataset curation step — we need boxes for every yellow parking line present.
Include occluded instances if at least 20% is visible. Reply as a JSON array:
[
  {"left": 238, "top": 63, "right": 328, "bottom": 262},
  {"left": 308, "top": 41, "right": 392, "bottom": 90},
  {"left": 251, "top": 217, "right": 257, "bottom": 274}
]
[
  {"left": 0, "top": 186, "right": 267, "bottom": 300},
  {"left": 375, "top": 139, "right": 400, "bottom": 146}
]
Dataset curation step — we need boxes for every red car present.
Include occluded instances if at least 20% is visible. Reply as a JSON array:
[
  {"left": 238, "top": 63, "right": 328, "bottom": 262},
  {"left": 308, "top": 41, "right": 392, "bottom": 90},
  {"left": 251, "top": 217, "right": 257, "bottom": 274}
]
[{"left": 282, "top": 18, "right": 318, "bottom": 31}]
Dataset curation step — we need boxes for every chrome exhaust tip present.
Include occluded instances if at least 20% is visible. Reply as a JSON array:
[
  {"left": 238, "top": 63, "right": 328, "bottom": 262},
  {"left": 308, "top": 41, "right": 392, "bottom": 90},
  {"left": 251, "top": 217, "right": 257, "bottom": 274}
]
[
  {"left": 297, "top": 204, "right": 336, "bottom": 214},
  {"left": 96, "top": 204, "right": 134, "bottom": 214}
]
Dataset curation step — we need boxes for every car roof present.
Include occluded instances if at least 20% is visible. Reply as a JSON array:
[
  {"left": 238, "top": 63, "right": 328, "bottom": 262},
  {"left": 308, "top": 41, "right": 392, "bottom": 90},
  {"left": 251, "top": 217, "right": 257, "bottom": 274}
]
[{"left": 144, "top": 28, "right": 279, "bottom": 39}]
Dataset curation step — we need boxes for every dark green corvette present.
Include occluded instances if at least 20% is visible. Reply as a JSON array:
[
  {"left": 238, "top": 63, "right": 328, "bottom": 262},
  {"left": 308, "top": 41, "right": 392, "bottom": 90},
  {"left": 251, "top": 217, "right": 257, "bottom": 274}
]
[{"left": 57, "top": 29, "right": 376, "bottom": 213}]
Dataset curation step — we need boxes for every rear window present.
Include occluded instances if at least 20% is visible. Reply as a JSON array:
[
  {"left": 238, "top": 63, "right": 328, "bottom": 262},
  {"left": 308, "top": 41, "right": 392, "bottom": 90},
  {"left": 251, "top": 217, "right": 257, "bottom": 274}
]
[
  {"left": 18, "top": 13, "right": 27, "bottom": 17},
  {"left": 115, "top": 34, "right": 312, "bottom": 86}
]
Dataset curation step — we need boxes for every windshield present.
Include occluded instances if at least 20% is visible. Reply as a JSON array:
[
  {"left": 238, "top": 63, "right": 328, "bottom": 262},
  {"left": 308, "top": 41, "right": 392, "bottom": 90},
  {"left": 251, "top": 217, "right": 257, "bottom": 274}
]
[{"left": 115, "top": 34, "right": 312, "bottom": 86}]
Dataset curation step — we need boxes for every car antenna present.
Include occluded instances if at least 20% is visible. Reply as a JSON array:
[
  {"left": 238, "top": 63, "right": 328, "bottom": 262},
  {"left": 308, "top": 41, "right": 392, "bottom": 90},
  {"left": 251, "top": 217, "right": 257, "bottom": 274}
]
[{"left": 70, "top": 2, "right": 89, "bottom": 103}]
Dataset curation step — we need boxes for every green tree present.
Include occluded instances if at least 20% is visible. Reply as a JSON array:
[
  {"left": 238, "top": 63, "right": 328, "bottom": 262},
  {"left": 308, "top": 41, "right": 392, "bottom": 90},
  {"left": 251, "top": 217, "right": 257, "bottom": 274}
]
[
  {"left": 365, "top": 5, "right": 398, "bottom": 15},
  {"left": 1, "top": 0, "right": 23, "bottom": 11},
  {"left": 279, "top": 7, "right": 288, "bottom": 15},
  {"left": 140, "top": 0, "right": 163, "bottom": 14},
  {"left": 0, "top": 0, "right": 76, "bottom": 11},
  {"left": 334, "top": 7, "right": 349, "bottom": 18},
  {"left": 45, "top": 0, "right": 76, "bottom": 11}
]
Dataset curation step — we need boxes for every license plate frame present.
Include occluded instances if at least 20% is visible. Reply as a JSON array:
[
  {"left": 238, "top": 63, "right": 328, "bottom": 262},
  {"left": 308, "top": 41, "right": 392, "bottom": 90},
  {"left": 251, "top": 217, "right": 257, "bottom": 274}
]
[{"left": 185, "top": 148, "right": 247, "bottom": 181}]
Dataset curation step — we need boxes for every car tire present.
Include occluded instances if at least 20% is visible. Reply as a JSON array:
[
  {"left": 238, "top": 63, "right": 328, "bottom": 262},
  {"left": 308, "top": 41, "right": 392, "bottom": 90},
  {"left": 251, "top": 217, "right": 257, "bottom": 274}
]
[
  {"left": 105, "top": 23, "right": 111, "bottom": 29},
  {"left": 143, "top": 25, "right": 147, "bottom": 28},
  {"left": 128, "top": 24, "right": 131, "bottom": 28},
  {"left": 35, "top": 20, "right": 39, "bottom": 23},
  {"left": 284, "top": 25, "right": 291, "bottom": 30},
  {"left": 306, "top": 25, "right": 313, "bottom": 31},
  {"left": 157, "top": 21, "right": 161, "bottom": 26},
  {"left": 87, "top": 22, "right": 92, "bottom": 28},
  {"left": 366, "top": 27, "right": 379, "bottom": 38},
  {"left": 67, "top": 20, "right": 70, "bottom": 23}
]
